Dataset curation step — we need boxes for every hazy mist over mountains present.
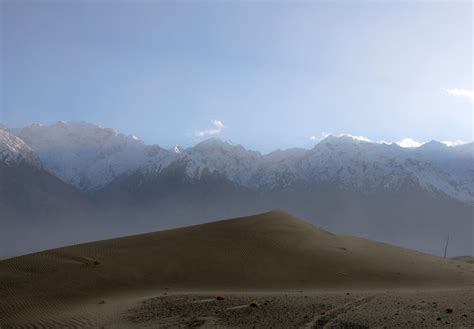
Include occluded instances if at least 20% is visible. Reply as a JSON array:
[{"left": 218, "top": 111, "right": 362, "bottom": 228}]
[
  {"left": 1, "top": 121, "right": 473, "bottom": 257},
  {"left": 3, "top": 2, "right": 474, "bottom": 327}
]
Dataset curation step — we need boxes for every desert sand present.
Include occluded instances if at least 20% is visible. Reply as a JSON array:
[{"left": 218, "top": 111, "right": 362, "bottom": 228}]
[{"left": 1, "top": 210, "right": 473, "bottom": 328}]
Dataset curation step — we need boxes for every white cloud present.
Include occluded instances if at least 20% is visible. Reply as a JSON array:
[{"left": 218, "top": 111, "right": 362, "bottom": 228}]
[
  {"left": 310, "top": 133, "right": 469, "bottom": 148},
  {"left": 396, "top": 138, "right": 423, "bottom": 148},
  {"left": 343, "top": 134, "right": 372, "bottom": 142},
  {"left": 446, "top": 88, "right": 474, "bottom": 102},
  {"left": 310, "top": 132, "right": 330, "bottom": 141},
  {"left": 441, "top": 140, "right": 468, "bottom": 147},
  {"left": 195, "top": 120, "right": 225, "bottom": 137}
]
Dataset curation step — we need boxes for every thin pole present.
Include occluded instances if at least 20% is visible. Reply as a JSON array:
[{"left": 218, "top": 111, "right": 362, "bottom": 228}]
[{"left": 444, "top": 236, "right": 450, "bottom": 258}]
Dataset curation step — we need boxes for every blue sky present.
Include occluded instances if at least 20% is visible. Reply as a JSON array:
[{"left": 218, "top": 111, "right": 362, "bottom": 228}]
[{"left": 1, "top": 1, "right": 472, "bottom": 152}]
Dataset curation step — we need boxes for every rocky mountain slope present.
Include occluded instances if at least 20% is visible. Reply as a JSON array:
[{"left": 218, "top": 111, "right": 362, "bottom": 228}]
[
  {"left": 11, "top": 122, "right": 474, "bottom": 203},
  {"left": 0, "top": 127, "right": 41, "bottom": 168},
  {"left": 14, "top": 122, "right": 176, "bottom": 191}
]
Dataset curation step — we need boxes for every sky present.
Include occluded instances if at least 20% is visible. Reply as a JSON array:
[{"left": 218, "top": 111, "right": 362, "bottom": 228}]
[{"left": 1, "top": 0, "right": 473, "bottom": 152}]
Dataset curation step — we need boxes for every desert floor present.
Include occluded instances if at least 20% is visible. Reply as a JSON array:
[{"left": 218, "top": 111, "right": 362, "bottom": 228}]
[{"left": 2, "top": 289, "right": 473, "bottom": 328}]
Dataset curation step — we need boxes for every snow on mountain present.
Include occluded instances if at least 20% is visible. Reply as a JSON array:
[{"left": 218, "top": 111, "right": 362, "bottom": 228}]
[
  {"left": 180, "top": 138, "right": 263, "bottom": 186},
  {"left": 264, "top": 148, "right": 307, "bottom": 162},
  {"left": 0, "top": 127, "right": 41, "bottom": 168},
  {"left": 6, "top": 122, "right": 473, "bottom": 202},
  {"left": 299, "top": 135, "right": 416, "bottom": 185},
  {"left": 171, "top": 145, "right": 183, "bottom": 154},
  {"left": 151, "top": 134, "right": 472, "bottom": 202},
  {"left": 293, "top": 135, "right": 473, "bottom": 201},
  {"left": 13, "top": 122, "right": 176, "bottom": 191}
]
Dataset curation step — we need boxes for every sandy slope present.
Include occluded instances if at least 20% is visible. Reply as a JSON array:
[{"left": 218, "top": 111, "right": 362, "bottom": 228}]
[{"left": 1, "top": 210, "right": 473, "bottom": 327}]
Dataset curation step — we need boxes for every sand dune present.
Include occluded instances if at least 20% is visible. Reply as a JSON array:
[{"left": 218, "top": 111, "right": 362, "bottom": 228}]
[{"left": 1, "top": 210, "right": 473, "bottom": 327}]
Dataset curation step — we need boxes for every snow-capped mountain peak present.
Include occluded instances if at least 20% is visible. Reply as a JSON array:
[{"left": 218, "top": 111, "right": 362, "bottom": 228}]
[
  {"left": 0, "top": 128, "right": 41, "bottom": 168},
  {"left": 3, "top": 121, "right": 473, "bottom": 203},
  {"left": 180, "top": 138, "right": 262, "bottom": 184},
  {"left": 12, "top": 121, "right": 175, "bottom": 191}
]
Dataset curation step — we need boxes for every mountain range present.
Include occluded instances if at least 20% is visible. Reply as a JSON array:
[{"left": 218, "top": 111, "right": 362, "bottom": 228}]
[{"left": 1, "top": 121, "right": 473, "bottom": 257}]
